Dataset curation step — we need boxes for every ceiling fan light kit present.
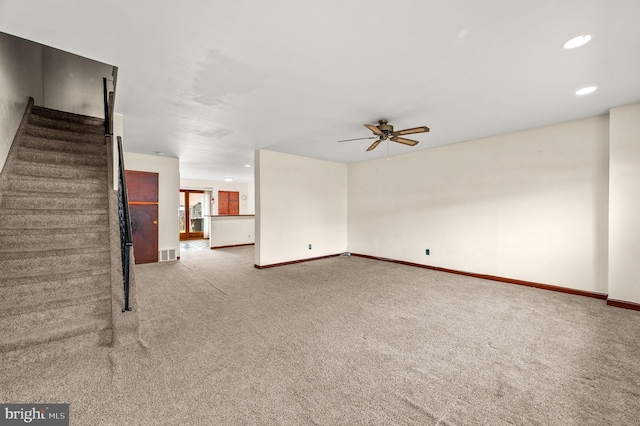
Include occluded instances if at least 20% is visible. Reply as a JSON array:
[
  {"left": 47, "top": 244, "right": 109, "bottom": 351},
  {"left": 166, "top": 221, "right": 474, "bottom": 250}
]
[{"left": 338, "top": 119, "right": 430, "bottom": 151}]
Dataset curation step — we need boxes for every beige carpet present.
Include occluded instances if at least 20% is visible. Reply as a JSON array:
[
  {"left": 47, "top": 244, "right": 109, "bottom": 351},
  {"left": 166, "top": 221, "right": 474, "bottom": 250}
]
[{"left": 1, "top": 246, "right": 639, "bottom": 425}]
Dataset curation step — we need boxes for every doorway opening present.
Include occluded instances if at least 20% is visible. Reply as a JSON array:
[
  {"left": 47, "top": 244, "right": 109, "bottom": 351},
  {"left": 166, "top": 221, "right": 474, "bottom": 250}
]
[{"left": 179, "top": 190, "right": 205, "bottom": 240}]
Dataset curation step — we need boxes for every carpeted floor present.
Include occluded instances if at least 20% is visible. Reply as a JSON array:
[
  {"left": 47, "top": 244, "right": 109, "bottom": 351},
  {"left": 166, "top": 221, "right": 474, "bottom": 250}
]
[{"left": 1, "top": 246, "right": 639, "bottom": 425}]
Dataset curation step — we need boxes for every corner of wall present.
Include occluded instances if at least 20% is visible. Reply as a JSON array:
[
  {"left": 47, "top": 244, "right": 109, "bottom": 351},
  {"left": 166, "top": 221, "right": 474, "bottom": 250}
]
[
  {"left": 608, "top": 102, "right": 640, "bottom": 305},
  {"left": 254, "top": 150, "right": 347, "bottom": 267}
]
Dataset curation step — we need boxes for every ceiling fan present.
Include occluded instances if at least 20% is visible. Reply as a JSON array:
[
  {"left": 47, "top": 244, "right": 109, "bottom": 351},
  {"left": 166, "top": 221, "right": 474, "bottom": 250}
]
[{"left": 338, "top": 119, "right": 430, "bottom": 151}]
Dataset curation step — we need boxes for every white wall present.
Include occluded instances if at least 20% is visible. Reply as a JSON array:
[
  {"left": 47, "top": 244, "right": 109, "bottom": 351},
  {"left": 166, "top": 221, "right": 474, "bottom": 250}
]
[
  {"left": 123, "top": 152, "right": 180, "bottom": 259},
  {"left": 247, "top": 180, "right": 255, "bottom": 215},
  {"left": 210, "top": 217, "right": 255, "bottom": 248},
  {"left": 255, "top": 149, "right": 347, "bottom": 266},
  {"left": 42, "top": 47, "right": 113, "bottom": 118},
  {"left": 348, "top": 116, "right": 610, "bottom": 294},
  {"left": 608, "top": 102, "right": 640, "bottom": 305},
  {"left": 0, "top": 33, "right": 44, "bottom": 173},
  {"left": 111, "top": 113, "right": 124, "bottom": 190}
]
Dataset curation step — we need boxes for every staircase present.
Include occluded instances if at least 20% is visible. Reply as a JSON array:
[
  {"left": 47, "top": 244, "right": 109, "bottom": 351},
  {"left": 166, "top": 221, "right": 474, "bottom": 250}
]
[{"left": 0, "top": 106, "right": 113, "bottom": 356}]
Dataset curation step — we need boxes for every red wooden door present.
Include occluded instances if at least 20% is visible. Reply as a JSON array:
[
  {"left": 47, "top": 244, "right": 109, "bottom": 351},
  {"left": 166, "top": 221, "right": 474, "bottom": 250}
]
[
  {"left": 126, "top": 171, "right": 159, "bottom": 264},
  {"left": 129, "top": 204, "right": 158, "bottom": 264}
]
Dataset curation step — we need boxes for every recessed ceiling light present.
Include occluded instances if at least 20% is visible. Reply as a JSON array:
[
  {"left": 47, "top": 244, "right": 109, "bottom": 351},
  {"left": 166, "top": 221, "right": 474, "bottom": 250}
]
[
  {"left": 222, "top": 177, "right": 235, "bottom": 182},
  {"left": 244, "top": 164, "right": 251, "bottom": 168},
  {"left": 563, "top": 35, "right": 592, "bottom": 49},
  {"left": 576, "top": 86, "right": 597, "bottom": 95}
]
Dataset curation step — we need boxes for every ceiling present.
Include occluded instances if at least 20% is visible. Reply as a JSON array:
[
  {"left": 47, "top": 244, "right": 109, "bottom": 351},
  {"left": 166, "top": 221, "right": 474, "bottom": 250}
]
[{"left": 1, "top": 0, "right": 639, "bottom": 183}]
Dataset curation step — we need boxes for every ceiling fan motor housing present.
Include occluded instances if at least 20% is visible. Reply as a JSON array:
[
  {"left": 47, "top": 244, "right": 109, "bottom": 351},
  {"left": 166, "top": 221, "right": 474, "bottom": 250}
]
[
  {"left": 377, "top": 119, "right": 393, "bottom": 139},
  {"left": 377, "top": 119, "right": 393, "bottom": 133}
]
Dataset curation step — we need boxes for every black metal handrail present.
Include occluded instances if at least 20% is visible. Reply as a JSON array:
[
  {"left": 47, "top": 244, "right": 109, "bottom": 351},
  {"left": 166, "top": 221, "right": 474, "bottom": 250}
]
[
  {"left": 103, "top": 77, "right": 111, "bottom": 137},
  {"left": 103, "top": 74, "right": 132, "bottom": 312},
  {"left": 117, "top": 136, "right": 133, "bottom": 312}
]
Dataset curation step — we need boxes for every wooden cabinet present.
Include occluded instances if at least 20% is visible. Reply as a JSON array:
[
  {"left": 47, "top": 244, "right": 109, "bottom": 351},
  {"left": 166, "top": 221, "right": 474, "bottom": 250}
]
[{"left": 218, "top": 191, "right": 239, "bottom": 215}]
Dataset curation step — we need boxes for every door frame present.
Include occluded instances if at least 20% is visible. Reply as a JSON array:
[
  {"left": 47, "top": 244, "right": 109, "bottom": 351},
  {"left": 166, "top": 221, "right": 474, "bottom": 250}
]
[{"left": 180, "top": 190, "right": 205, "bottom": 240}]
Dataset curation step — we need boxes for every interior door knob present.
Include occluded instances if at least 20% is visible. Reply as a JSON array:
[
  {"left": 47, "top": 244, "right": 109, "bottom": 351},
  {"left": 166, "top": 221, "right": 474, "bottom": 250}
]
[{"left": 152, "top": 220, "right": 158, "bottom": 225}]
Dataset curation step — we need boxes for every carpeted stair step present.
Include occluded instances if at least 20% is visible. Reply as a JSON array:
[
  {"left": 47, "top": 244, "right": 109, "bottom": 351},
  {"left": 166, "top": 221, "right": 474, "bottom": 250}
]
[
  {"left": 10, "top": 159, "right": 108, "bottom": 180},
  {"left": 0, "top": 265, "right": 110, "bottom": 288},
  {"left": 20, "top": 135, "right": 107, "bottom": 156},
  {"left": 16, "top": 146, "right": 107, "bottom": 167},
  {"left": 28, "top": 110, "right": 104, "bottom": 133},
  {"left": 2, "top": 175, "right": 106, "bottom": 193},
  {"left": 30, "top": 106, "right": 105, "bottom": 126},
  {"left": 0, "top": 228, "right": 109, "bottom": 251},
  {"left": 24, "top": 125, "right": 105, "bottom": 144},
  {"left": 0, "top": 329, "right": 112, "bottom": 366},
  {"left": 0, "top": 209, "right": 108, "bottom": 229},
  {"left": 0, "top": 228, "right": 108, "bottom": 249},
  {"left": 0, "top": 279, "right": 110, "bottom": 319},
  {"left": 0, "top": 226, "right": 108, "bottom": 238},
  {"left": 0, "top": 191, "right": 108, "bottom": 210},
  {"left": 0, "top": 302, "right": 111, "bottom": 353},
  {"left": 0, "top": 247, "right": 110, "bottom": 278}
]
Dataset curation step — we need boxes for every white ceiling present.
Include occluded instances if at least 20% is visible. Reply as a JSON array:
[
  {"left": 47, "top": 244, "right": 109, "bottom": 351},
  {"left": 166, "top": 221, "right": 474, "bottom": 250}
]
[{"left": 1, "top": 0, "right": 639, "bottom": 183}]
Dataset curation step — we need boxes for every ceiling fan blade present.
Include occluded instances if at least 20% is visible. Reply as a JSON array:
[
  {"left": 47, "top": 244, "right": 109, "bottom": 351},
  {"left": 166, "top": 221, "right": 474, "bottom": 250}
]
[
  {"left": 392, "top": 126, "right": 430, "bottom": 136},
  {"left": 390, "top": 136, "right": 419, "bottom": 146},
  {"left": 364, "top": 124, "right": 383, "bottom": 135},
  {"left": 337, "top": 136, "right": 377, "bottom": 143},
  {"left": 366, "top": 139, "right": 382, "bottom": 151}
]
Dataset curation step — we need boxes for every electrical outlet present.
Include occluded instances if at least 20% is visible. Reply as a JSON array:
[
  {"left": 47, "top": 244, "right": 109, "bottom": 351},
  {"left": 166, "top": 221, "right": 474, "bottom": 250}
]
[
  {"left": 309, "top": 244, "right": 312, "bottom": 250},
  {"left": 425, "top": 249, "right": 430, "bottom": 255}
]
